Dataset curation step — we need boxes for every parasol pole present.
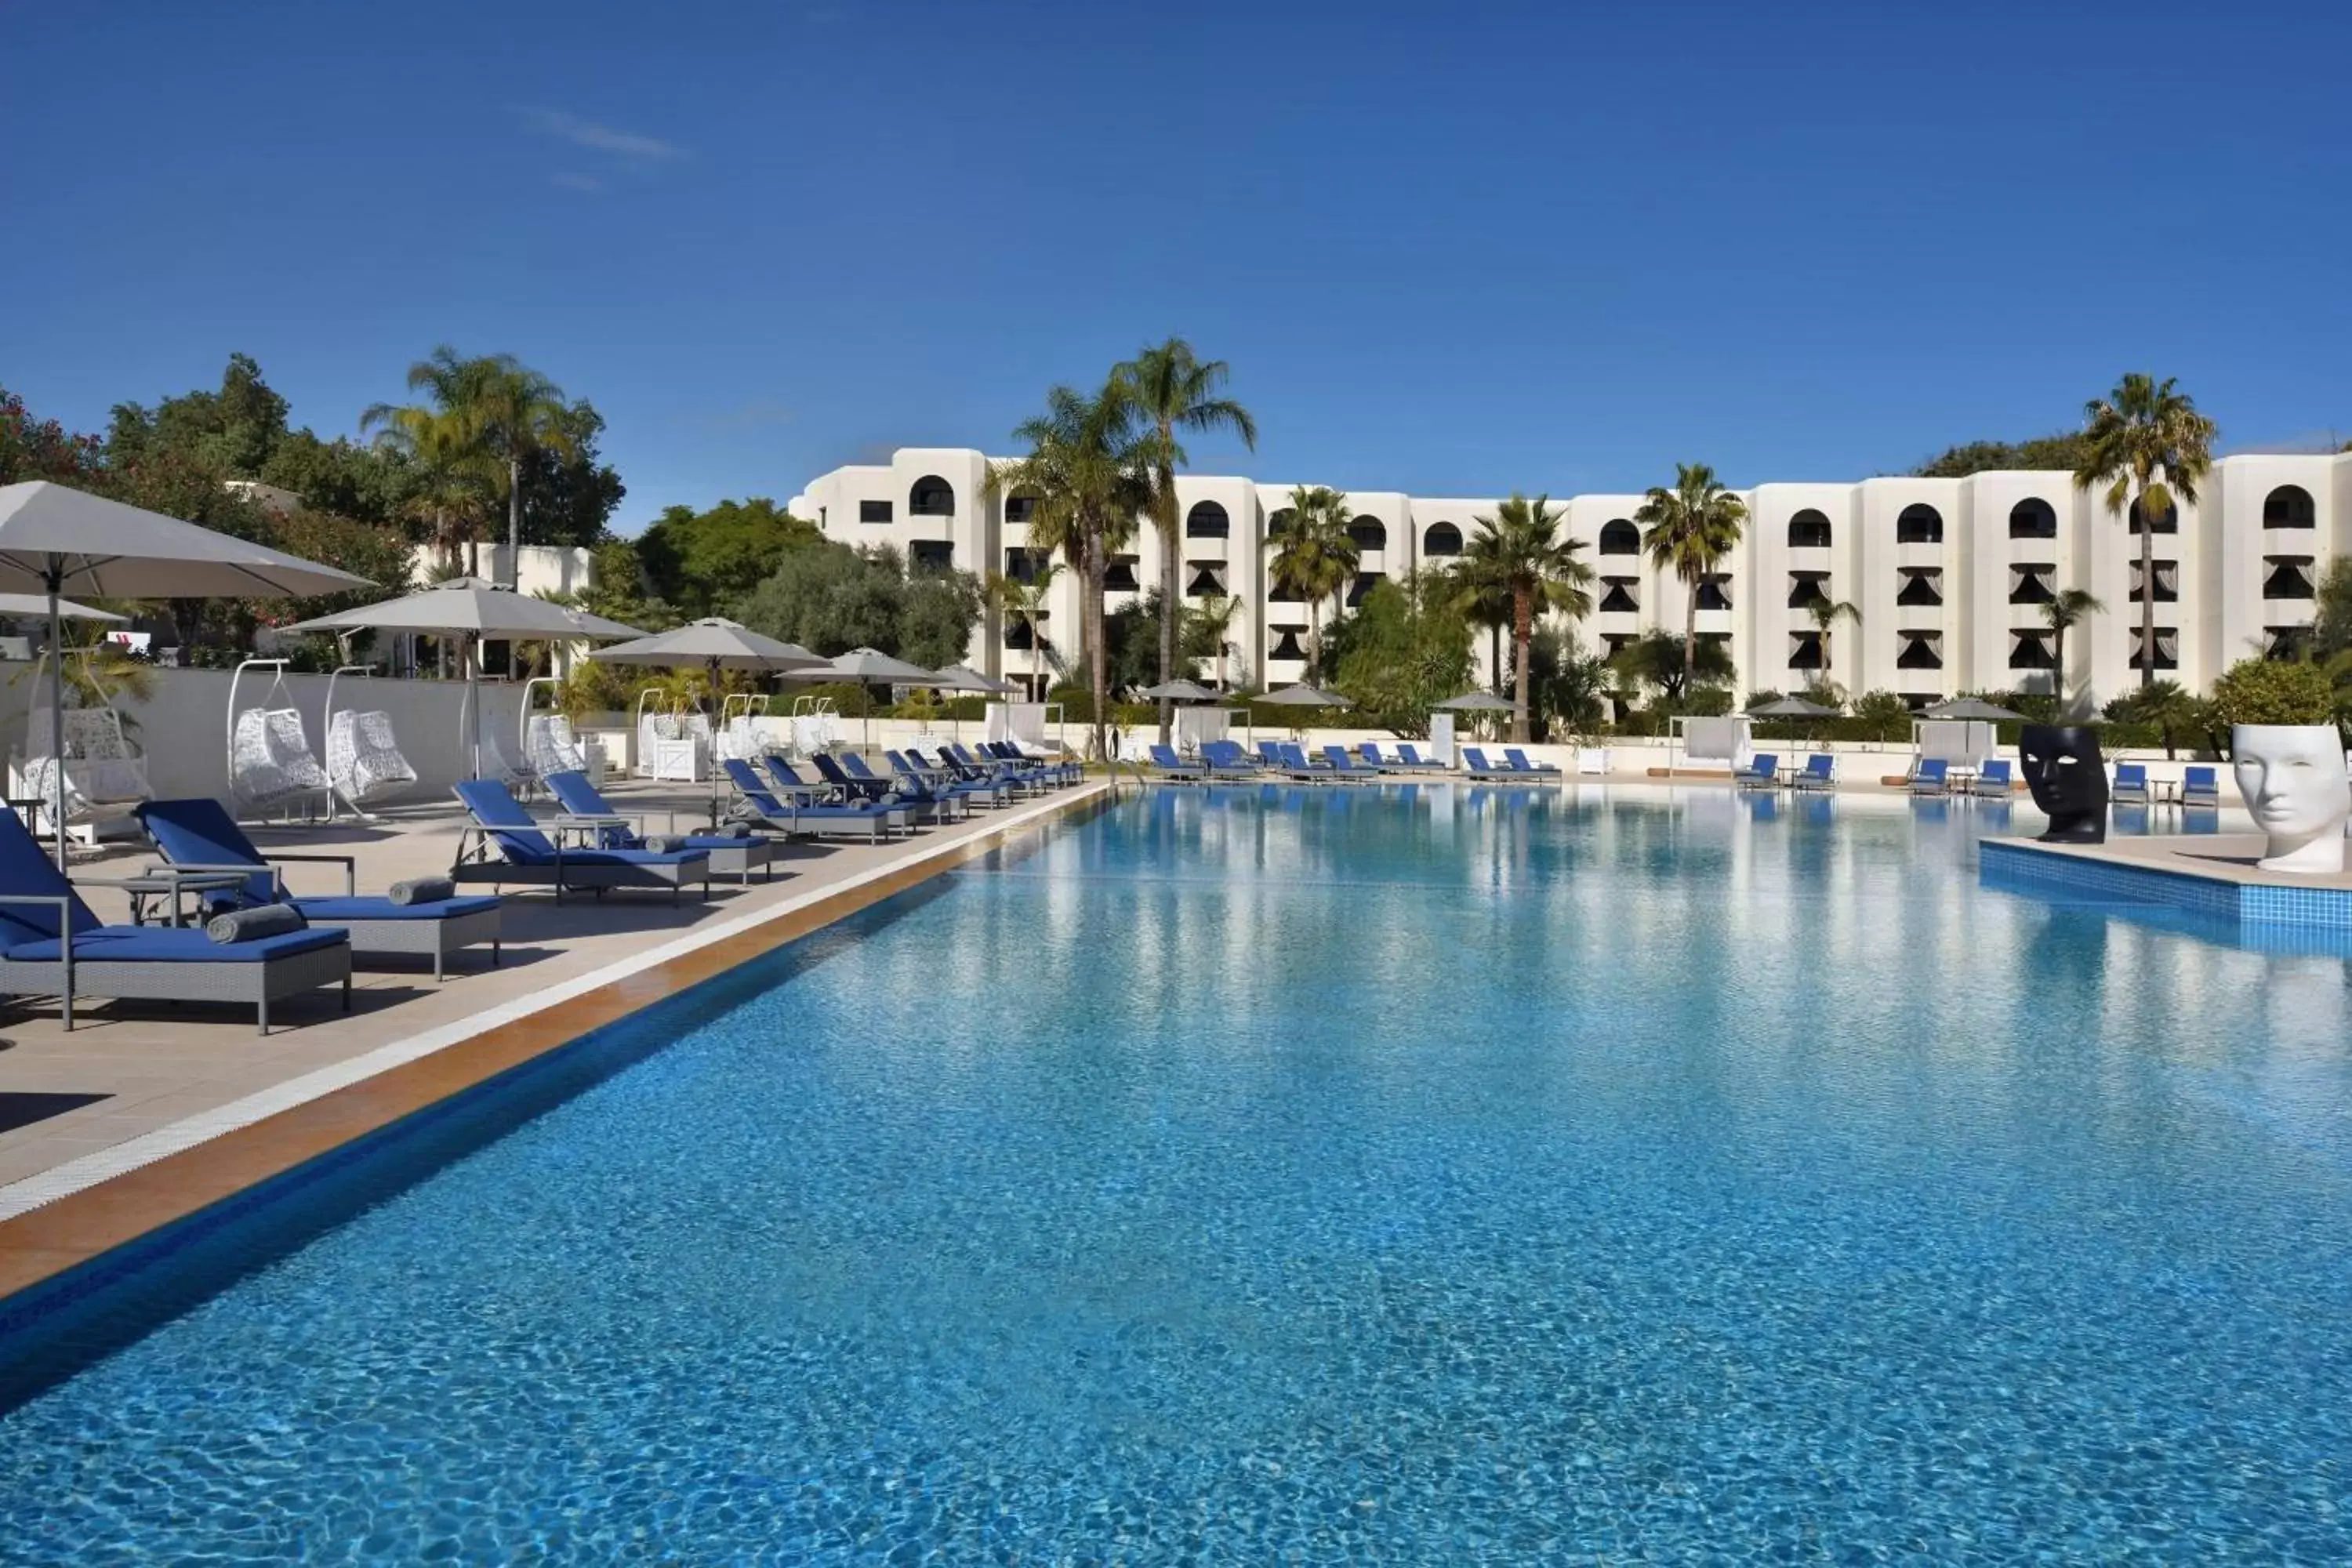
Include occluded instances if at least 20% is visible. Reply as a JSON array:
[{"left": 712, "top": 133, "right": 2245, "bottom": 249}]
[{"left": 45, "top": 560, "right": 68, "bottom": 871}]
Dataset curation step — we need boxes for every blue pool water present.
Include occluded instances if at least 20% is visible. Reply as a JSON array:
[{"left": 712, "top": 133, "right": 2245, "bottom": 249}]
[{"left": 5, "top": 786, "right": 2352, "bottom": 1562}]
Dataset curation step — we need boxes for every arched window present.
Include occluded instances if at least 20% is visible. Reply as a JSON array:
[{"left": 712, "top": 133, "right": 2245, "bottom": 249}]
[
  {"left": 1599, "top": 519, "right": 1640, "bottom": 555},
  {"left": 1348, "top": 515, "right": 1387, "bottom": 551},
  {"left": 1421, "top": 521, "right": 1462, "bottom": 557},
  {"left": 1185, "top": 500, "right": 1230, "bottom": 539},
  {"left": 1787, "top": 509, "right": 1832, "bottom": 550},
  {"left": 2128, "top": 496, "right": 2179, "bottom": 535},
  {"left": 1896, "top": 504, "right": 1943, "bottom": 545},
  {"left": 908, "top": 475, "right": 955, "bottom": 516},
  {"left": 2008, "top": 498, "right": 2057, "bottom": 539},
  {"left": 2264, "top": 485, "right": 2317, "bottom": 528}
]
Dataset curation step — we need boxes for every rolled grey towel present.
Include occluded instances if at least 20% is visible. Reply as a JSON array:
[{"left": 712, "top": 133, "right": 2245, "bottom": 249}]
[
  {"left": 641, "top": 833, "right": 688, "bottom": 854},
  {"left": 387, "top": 876, "right": 456, "bottom": 906},
  {"left": 206, "top": 903, "right": 307, "bottom": 944}
]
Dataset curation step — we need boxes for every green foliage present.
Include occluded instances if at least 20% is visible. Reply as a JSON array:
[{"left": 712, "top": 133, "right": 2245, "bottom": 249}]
[
  {"left": 1911, "top": 432, "right": 2093, "bottom": 477},
  {"left": 1, "top": 385, "right": 104, "bottom": 482},
  {"left": 734, "top": 541, "right": 980, "bottom": 670},
  {"left": 2209, "top": 657, "right": 2336, "bottom": 730},
  {"left": 637, "top": 496, "right": 821, "bottom": 617},
  {"left": 1324, "top": 572, "right": 1476, "bottom": 739},
  {"left": 1609, "top": 630, "right": 1733, "bottom": 705},
  {"left": 2102, "top": 679, "right": 2212, "bottom": 759},
  {"left": 2076, "top": 373, "right": 2219, "bottom": 691},
  {"left": 1267, "top": 485, "right": 1358, "bottom": 677},
  {"left": 2311, "top": 558, "right": 2352, "bottom": 661},
  {"left": 1526, "top": 626, "right": 1612, "bottom": 737},
  {"left": 1849, "top": 690, "right": 1915, "bottom": 742},
  {"left": 1458, "top": 492, "right": 1592, "bottom": 742},
  {"left": 513, "top": 401, "right": 626, "bottom": 546},
  {"left": 106, "top": 353, "right": 290, "bottom": 478}
]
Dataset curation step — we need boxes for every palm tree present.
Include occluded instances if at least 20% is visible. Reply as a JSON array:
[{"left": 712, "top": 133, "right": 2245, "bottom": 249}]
[
  {"left": 1802, "top": 596, "right": 1861, "bottom": 699},
  {"left": 988, "top": 381, "right": 1149, "bottom": 758},
  {"left": 984, "top": 554, "right": 1063, "bottom": 699},
  {"left": 2074, "top": 374, "right": 2216, "bottom": 690},
  {"left": 1116, "top": 339, "right": 1256, "bottom": 742},
  {"left": 1635, "top": 463, "right": 1748, "bottom": 695},
  {"left": 1266, "top": 485, "right": 1358, "bottom": 679},
  {"left": 1189, "top": 592, "right": 1243, "bottom": 690},
  {"left": 360, "top": 402, "right": 488, "bottom": 577},
  {"left": 1463, "top": 493, "right": 1594, "bottom": 742},
  {"left": 2040, "top": 587, "right": 2104, "bottom": 703},
  {"left": 368, "top": 347, "right": 578, "bottom": 589},
  {"left": 1449, "top": 540, "right": 1513, "bottom": 696}
]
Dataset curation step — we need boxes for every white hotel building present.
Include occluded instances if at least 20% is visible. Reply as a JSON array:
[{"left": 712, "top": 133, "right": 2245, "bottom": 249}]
[{"left": 789, "top": 448, "right": 2352, "bottom": 711}]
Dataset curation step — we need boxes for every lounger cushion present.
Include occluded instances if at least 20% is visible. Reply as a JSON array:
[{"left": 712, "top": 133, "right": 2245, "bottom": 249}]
[
  {"left": 3, "top": 924, "right": 346, "bottom": 964},
  {"left": 560, "top": 848, "right": 709, "bottom": 867},
  {"left": 681, "top": 834, "right": 764, "bottom": 851},
  {"left": 294, "top": 895, "right": 501, "bottom": 921}
]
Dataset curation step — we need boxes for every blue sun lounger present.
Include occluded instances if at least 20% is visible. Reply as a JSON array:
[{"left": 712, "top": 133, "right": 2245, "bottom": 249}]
[
  {"left": 1737, "top": 753, "right": 1780, "bottom": 790},
  {"left": 1256, "top": 739, "right": 1287, "bottom": 768},
  {"left": 839, "top": 753, "right": 964, "bottom": 822},
  {"left": 2111, "top": 763, "right": 2150, "bottom": 804},
  {"left": 1502, "top": 748, "right": 1563, "bottom": 778},
  {"left": 1907, "top": 757, "right": 1949, "bottom": 795},
  {"left": 1794, "top": 753, "right": 1835, "bottom": 791},
  {"left": 1971, "top": 758, "right": 2013, "bottom": 797},
  {"left": 1149, "top": 744, "right": 1207, "bottom": 779},
  {"left": 983, "top": 740, "right": 1077, "bottom": 786},
  {"left": 1321, "top": 744, "right": 1382, "bottom": 779},
  {"left": 1276, "top": 742, "right": 1333, "bottom": 781},
  {"left": 731, "top": 758, "right": 911, "bottom": 841},
  {"left": 1457, "top": 748, "right": 1516, "bottom": 781},
  {"left": 452, "top": 779, "right": 713, "bottom": 902},
  {"left": 2182, "top": 765, "right": 2222, "bottom": 809},
  {"left": 0, "top": 806, "right": 350, "bottom": 1033},
  {"left": 541, "top": 770, "right": 775, "bottom": 885},
  {"left": 136, "top": 797, "right": 501, "bottom": 982},
  {"left": 887, "top": 750, "right": 1006, "bottom": 809},
  {"left": 1200, "top": 740, "right": 1261, "bottom": 777},
  {"left": 1395, "top": 743, "right": 1450, "bottom": 771}
]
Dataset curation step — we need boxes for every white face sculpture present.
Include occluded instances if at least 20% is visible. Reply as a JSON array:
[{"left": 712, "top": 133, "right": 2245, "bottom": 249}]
[{"left": 2232, "top": 724, "right": 2350, "bottom": 873}]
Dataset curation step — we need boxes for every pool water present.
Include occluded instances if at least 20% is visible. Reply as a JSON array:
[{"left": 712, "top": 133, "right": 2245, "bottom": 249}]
[{"left": 5, "top": 786, "right": 2352, "bottom": 1563}]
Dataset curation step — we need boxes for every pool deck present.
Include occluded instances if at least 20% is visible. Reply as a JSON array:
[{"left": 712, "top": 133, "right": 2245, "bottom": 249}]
[
  {"left": 0, "top": 776, "right": 1109, "bottom": 1301},
  {"left": 1979, "top": 829, "right": 2352, "bottom": 936},
  {"left": 1984, "top": 830, "right": 2352, "bottom": 889}
]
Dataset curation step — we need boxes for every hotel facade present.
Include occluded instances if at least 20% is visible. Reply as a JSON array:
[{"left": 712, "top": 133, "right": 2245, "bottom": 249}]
[{"left": 789, "top": 448, "right": 2352, "bottom": 711}]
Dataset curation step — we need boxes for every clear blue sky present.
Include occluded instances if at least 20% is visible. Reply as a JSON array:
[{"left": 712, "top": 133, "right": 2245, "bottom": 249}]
[{"left": 5, "top": 1, "right": 2346, "bottom": 532}]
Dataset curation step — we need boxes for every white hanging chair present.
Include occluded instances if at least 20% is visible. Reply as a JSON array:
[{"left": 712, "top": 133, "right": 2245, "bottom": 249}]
[
  {"left": 322, "top": 663, "right": 416, "bottom": 817},
  {"left": 227, "top": 659, "right": 332, "bottom": 817},
  {"left": 327, "top": 710, "right": 417, "bottom": 810},
  {"left": 19, "top": 700, "right": 152, "bottom": 837},
  {"left": 525, "top": 713, "right": 586, "bottom": 775}
]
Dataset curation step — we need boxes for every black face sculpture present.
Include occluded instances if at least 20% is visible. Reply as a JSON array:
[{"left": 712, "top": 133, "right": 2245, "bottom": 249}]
[{"left": 2019, "top": 724, "right": 2107, "bottom": 844}]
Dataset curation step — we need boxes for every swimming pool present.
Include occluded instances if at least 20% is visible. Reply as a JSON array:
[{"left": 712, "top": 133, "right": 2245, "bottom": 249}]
[{"left": 5, "top": 785, "right": 2350, "bottom": 1562}]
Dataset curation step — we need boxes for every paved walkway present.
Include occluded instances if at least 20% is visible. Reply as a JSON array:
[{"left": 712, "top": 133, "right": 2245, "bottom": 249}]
[{"left": 0, "top": 777, "right": 1108, "bottom": 1204}]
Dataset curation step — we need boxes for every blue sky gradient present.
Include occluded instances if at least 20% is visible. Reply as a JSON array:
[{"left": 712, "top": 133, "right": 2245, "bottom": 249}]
[{"left": 4, "top": 1, "right": 2346, "bottom": 531}]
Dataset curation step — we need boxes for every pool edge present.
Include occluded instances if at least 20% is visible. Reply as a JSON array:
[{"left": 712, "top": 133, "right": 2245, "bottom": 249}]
[{"left": 0, "top": 784, "right": 1112, "bottom": 1308}]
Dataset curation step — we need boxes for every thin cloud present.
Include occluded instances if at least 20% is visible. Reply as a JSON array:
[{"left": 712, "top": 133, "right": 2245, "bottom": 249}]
[
  {"left": 552, "top": 172, "right": 604, "bottom": 194},
  {"left": 521, "top": 107, "right": 687, "bottom": 164}
]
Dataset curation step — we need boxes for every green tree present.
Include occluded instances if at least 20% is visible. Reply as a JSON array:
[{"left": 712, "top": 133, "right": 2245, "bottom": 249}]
[
  {"left": 2310, "top": 558, "right": 2352, "bottom": 661},
  {"left": 1266, "top": 485, "right": 1358, "bottom": 679},
  {"left": 2039, "top": 587, "right": 2104, "bottom": 702},
  {"left": 1462, "top": 492, "right": 1593, "bottom": 742},
  {"left": 362, "top": 401, "right": 492, "bottom": 574},
  {"left": 736, "top": 543, "right": 906, "bottom": 656},
  {"left": 1187, "top": 593, "right": 1244, "bottom": 690},
  {"left": 1116, "top": 339, "right": 1256, "bottom": 742},
  {"left": 2074, "top": 373, "right": 2218, "bottom": 690},
  {"left": 989, "top": 382, "right": 1151, "bottom": 758},
  {"left": 1635, "top": 463, "right": 1748, "bottom": 692},
  {"left": 637, "top": 497, "right": 821, "bottom": 618},
  {"left": 1323, "top": 571, "right": 1475, "bottom": 738},
  {"left": 1528, "top": 626, "right": 1613, "bottom": 737},
  {"left": 2103, "top": 679, "right": 2207, "bottom": 760},
  {"left": 898, "top": 565, "right": 984, "bottom": 670},
  {"left": 513, "top": 401, "right": 626, "bottom": 547},
  {"left": 985, "top": 555, "right": 1064, "bottom": 699},
  {"left": 366, "top": 347, "right": 581, "bottom": 587},
  {"left": 0, "top": 386, "right": 102, "bottom": 484},
  {"left": 1849, "top": 689, "right": 1915, "bottom": 743},
  {"left": 1912, "top": 431, "right": 2094, "bottom": 478},
  {"left": 1802, "top": 596, "right": 1861, "bottom": 701},
  {"left": 1609, "top": 630, "right": 1733, "bottom": 707},
  {"left": 106, "top": 352, "right": 290, "bottom": 477},
  {"left": 2209, "top": 657, "right": 2336, "bottom": 733}
]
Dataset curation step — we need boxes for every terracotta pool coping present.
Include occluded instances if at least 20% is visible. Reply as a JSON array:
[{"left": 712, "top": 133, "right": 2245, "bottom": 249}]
[{"left": 0, "top": 785, "right": 1110, "bottom": 1305}]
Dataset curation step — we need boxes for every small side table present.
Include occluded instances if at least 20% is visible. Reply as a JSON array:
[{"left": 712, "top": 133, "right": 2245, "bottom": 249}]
[{"left": 91, "top": 871, "right": 258, "bottom": 928}]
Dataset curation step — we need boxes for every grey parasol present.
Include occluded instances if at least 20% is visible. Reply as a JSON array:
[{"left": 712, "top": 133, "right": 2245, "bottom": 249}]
[
  {"left": 281, "top": 577, "right": 644, "bottom": 779},
  {"left": 0, "top": 481, "right": 373, "bottom": 866}
]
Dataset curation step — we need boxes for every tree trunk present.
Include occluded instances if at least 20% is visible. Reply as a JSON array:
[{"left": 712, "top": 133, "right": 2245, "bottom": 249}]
[
  {"left": 1489, "top": 622, "right": 1503, "bottom": 694},
  {"left": 1087, "top": 543, "right": 1110, "bottom": 763},
  {"left": 2137, "top": 491, "right": 2155, "bottom": 691},
  {"left": 1306, "top": 602, "right": 1322, "bottom": 684},
  {"left": 1511, "top": 586, "right": 1533, "bottom": 743},
  {"left": 1157, "top": 459, "right": 1176, "bottom": 746},
  {"left": 1682, "top": 578, "right": 1698, "bottom": 695},
  {"left": 507, "top": 456, "right": 523, "bottom": 589},
  {"left": 2052, "top": 625, "right": 2065, "bottom": 703}
]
